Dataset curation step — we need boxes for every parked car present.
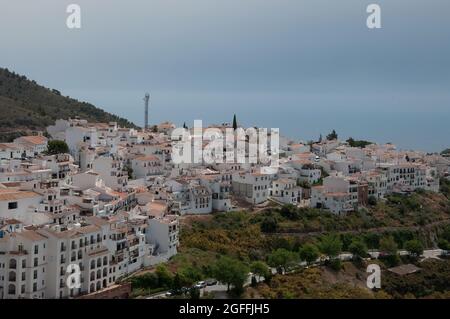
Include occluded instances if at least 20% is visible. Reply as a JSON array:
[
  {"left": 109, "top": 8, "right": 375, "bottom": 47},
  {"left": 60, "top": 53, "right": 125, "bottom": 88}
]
[
  {"left": 194, "top": 281, "right": 207, "bottom": 289},
  {"left": 205, "top": 279, "right": 217, "bottom": 286},
  {"left": 167, "top": 289, "right": 182, "bottom": 296}
]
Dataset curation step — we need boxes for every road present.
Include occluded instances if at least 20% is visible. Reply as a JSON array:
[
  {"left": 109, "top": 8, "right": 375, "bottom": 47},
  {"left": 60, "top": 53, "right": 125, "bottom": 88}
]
[
  {"left": 146, "top": 272, "right": 264, "bottom": 299},
  {"left": 146, "top": 248, "right": 446, "bottom": 299}
]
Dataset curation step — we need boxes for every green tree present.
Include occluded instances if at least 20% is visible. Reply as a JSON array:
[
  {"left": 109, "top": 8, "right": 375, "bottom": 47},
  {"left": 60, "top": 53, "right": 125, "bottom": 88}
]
[
  {"left": 441, "top": 225, "right": 450, "bottom": 242},
  {"left": 348, "top": 239, "right": 368, "bottom": 259},
  {"left": 368, "top": 195, "right": 377, "bottom": 206},
  {"left": 130, "top": 272, "right": 159, "bottom": 289},
  {"left": 346, "top": 137, "right": 372, "bottom": 148},
  {"left": 155, "top": 264, "right": 173, "bottom": 288},
  {"left": 299, "top": 243, "right": 320, "bottom": 265},
  {"left": 178, "top": 265, "right": 202, "bottom": 285},
  {"left": 250, "top": 261, "right": 271, "bottom": 282},
  {"left": 172, "top": 270, "right": 198, "bottom": 291},
  {"left": 212, "top": 256, "right": 248, "bottom": 293},
  {"left": 232, "top": 114, "right": 238, "bottom": 130},
  {"left": 280, "top": 204, "right": 299, "bottom": 220},
  {"left": 260, "top": 216, "right": 278, "bottom": 233},
  {"left": 404, "top": 239, "right": 424, "bottom": 257},
  {"left": 267, "top": 248, "right": 298, "bottom": 273},
  {"left": 319, "top": 234, "right": 342, "bottom": 258},
  {"left": 379, "top": 235, "right": 398, "bottom": 255},
  {"left": 326, "top": 129, "right": 338, "bottom": 141},
  {"left": 46, "top": 140, "right": 69, "bottom": 155},
  {"left": 438, "top": 239, "right": 450, "bottom": 251},
  {"left": 172, "top": 273, "right": 183, "bottom": 290}
]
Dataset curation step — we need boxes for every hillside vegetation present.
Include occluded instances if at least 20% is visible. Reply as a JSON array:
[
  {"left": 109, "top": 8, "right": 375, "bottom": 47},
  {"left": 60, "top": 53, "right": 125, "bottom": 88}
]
[{"left": 0, "top": 67, "right": 137, "bottom": 141}]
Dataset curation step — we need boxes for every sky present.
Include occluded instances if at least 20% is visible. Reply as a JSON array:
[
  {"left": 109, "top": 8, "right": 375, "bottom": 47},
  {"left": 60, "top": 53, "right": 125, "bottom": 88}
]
[{"left": 0, "top": 0, "right": 449, "bottom": 152}]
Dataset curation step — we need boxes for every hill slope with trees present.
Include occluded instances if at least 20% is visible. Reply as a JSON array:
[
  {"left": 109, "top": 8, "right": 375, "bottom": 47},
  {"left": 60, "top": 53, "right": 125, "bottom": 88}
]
[{"left": 0, "top": 67, "right": 138, "bottom": 141}]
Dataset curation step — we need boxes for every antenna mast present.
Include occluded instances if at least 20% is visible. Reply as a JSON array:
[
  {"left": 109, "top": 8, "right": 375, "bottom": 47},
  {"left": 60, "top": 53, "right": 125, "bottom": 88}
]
[{"left": 144, "top": 93, "right": 150, "bottom": 130}]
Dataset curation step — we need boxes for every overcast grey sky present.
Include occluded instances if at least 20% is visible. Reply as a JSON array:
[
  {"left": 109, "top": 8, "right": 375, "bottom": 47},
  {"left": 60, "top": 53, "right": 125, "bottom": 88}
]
[{"left": 1, "top": 0, "right": 449, "bottom": 151}]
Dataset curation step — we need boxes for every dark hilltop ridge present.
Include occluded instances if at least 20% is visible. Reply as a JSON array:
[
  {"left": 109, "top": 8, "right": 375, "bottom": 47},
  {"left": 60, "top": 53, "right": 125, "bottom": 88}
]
[{"left": 0, "top": 67, "right": 138, "bottom": 142}]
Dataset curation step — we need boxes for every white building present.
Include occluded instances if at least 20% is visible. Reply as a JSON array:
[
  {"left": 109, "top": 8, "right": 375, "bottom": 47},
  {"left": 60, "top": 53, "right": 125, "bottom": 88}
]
[
  {"left": 92, "top": 156, "right": 128, "bottom": 192},
  {"left": 232, "top": 172, "right": 272, "bottom": 205},
  {"left": 270, "top": 178, "right": 302, "bottom": 205},
  {"left": 131, "top": 155, "right": 163, "bottom": 180},
  {"left": 13, "top": 136, "right": 48, "bottom": 156}
]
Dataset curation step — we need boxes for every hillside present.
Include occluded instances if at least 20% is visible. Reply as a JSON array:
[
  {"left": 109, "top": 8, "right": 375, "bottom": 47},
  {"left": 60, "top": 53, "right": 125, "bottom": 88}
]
[
  {"left": 0, "top": 67, "right": 138, "bottom": 141},
  {"left": 125, "top": 187, "right": 450, "bottom": 299}
]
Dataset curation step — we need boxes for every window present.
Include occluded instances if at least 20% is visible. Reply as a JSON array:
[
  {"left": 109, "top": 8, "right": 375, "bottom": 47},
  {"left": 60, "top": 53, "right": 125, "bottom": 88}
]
[
  {"left": 8, "top": 202, "right": 18, "bottom": 210},
  {"left": 33, "top": 282, "right": 37, "bottom": 292},
  {"left": 8, "top": 284, "right": 16, "bottom": 295},
  {"left": 8, "top": 271, "right": 16, "bottom": 281},
  {"left": 34, "top": 245, "right": 39, "bottom": 254},
  {"left": 34, "top": 257, "right": 38, "bottom": 267},
  {"left": 9, "top": 259, "right": 17, "bottom": 269}
]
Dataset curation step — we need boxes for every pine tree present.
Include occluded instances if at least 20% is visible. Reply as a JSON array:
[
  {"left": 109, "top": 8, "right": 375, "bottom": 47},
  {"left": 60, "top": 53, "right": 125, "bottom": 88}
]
[{"left": 232, "top": 114, "right": 237, "bottom": 130}]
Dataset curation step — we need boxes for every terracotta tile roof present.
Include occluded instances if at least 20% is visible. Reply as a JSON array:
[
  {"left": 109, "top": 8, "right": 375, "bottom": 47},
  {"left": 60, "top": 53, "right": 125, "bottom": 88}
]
[
  {"left": 17, "top": 230, "right": 48, "bottom": 241},
  {"left": 134, "top": 155, "right": 160, "bottom": 162},
  {"left": 0, "top": 143, "right": 20, "bottom": 150},
  {"left": 0, "top": 189, "right": 41, "bottom": 201},
  {"left": 17, "top": 136, "right": 48, "bottom": 145},
  {"left": 3, "top": 218, "right": 22, "bottom": 224}
]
